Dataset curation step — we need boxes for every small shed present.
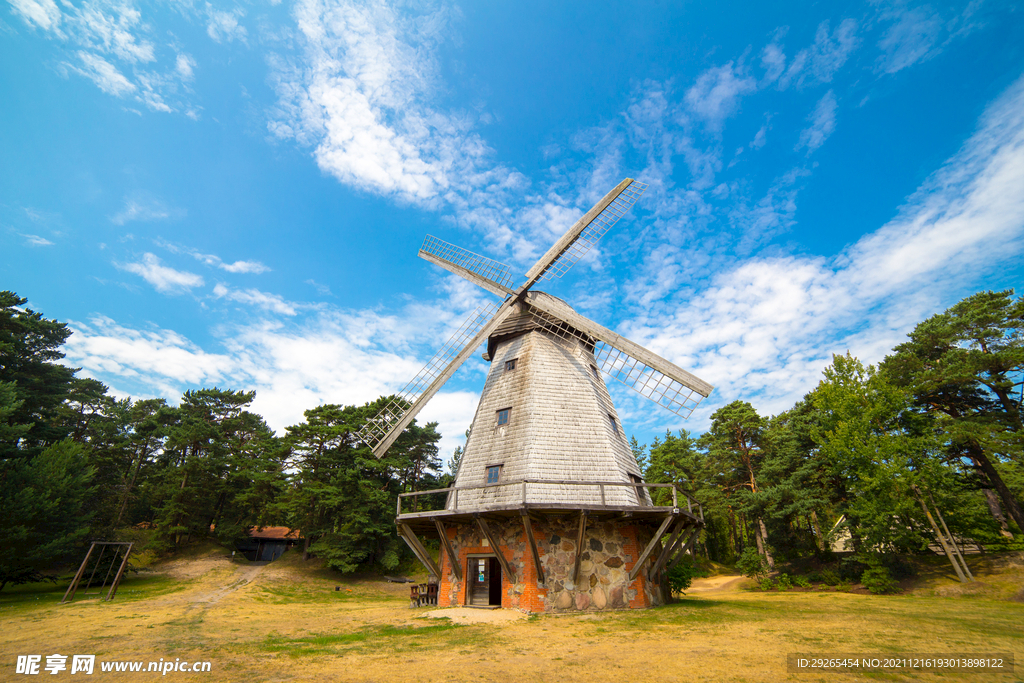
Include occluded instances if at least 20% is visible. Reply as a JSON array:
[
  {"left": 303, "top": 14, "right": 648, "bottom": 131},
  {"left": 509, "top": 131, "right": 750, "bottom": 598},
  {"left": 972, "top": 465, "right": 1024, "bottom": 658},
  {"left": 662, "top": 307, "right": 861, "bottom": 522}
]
[{"left": 236, "top": 527, "right": 302, "bottom": 562}]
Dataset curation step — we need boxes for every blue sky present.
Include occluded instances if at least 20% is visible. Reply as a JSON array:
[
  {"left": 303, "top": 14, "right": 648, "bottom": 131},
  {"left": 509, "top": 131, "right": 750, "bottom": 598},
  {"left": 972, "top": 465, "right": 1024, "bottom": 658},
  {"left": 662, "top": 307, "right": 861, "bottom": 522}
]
[{"left": 3, "top": 0, "right": 1023, "bottom": 462}]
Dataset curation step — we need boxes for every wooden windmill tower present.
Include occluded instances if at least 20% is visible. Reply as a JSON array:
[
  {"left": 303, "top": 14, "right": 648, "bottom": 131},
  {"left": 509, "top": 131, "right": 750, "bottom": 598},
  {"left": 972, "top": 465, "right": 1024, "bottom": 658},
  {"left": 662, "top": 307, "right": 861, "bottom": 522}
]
[{"left": 359, "top": 179, "right": 713, "bottom": 612}]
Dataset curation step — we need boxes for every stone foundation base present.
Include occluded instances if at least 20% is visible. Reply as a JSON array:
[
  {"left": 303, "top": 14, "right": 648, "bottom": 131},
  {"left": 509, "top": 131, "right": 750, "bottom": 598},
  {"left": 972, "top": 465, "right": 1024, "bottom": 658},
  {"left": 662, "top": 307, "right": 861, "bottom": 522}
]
[{"left": 436, "top": 516, "right": 664, "bottom": 613}]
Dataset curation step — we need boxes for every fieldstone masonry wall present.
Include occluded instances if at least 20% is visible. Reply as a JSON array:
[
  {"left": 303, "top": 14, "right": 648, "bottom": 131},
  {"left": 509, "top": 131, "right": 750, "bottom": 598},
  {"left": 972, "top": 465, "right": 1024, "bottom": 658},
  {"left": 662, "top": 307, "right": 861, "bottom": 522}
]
[{"left": 436, "top": 516, "right": 665, "bottom": 613}]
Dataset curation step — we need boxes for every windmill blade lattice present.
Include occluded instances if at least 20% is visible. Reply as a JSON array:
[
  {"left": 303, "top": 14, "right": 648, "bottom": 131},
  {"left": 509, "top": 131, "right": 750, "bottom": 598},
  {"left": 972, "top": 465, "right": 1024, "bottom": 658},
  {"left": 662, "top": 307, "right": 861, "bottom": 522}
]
[
  {"left": 420, "top": 235, "right": 515, "bottom": 296},
  {"left": 536, "top": 180, "right": 648, "bottom": 283},
  {"left": 356, "top": 301, "right": 500, "bottom": 451},
  {"left": 523, "top": 300, "right": 707, "bottom": 418},
  {"left": 594, "top": 343, "right": 704, "bottom": 418}
]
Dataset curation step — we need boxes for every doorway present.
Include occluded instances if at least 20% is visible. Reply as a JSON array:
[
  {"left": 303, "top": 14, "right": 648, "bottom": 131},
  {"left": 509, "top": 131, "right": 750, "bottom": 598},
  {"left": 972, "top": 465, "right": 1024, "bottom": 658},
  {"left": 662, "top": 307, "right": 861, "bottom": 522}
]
[{"left": 467, "top": 556, "right": 502, "bottom": 606}]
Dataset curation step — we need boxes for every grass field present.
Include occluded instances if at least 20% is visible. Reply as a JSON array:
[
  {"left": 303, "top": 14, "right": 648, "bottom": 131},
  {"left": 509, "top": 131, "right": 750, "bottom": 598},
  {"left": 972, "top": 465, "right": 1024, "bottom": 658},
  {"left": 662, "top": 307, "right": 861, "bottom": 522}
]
[{"left": 1, "top": 547, "right": 1021, "bottom": 682}]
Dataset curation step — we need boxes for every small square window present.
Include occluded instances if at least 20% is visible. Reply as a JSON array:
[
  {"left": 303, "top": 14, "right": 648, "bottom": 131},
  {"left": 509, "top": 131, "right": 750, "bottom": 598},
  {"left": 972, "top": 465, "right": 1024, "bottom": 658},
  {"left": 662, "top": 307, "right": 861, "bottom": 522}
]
[
  {"left": 497, "top": 408, "right": 511, "bottom": 425},
  {"left": 609, "top": 413, "right": 618, "bottom": 434},
  {"left": 487, "top": 465, "right": 502, "bottom": 484},
  {"left": 505, "top": 358, "right": 518, "bottom": 371}
]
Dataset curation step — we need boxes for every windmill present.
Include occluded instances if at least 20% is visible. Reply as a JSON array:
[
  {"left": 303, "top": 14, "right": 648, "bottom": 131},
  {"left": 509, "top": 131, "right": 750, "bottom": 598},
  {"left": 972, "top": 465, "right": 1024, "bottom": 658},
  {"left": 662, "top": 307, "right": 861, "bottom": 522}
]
[{"left": 359, "top": 178, "right": 713, "bottom": 612}]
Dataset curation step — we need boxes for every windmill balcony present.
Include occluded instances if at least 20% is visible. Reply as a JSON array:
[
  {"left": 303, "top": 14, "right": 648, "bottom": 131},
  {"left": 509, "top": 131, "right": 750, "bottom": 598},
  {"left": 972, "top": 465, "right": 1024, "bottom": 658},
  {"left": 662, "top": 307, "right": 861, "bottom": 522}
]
[{"left": 396, "top": 479, "right": 704, "bottom": 528}]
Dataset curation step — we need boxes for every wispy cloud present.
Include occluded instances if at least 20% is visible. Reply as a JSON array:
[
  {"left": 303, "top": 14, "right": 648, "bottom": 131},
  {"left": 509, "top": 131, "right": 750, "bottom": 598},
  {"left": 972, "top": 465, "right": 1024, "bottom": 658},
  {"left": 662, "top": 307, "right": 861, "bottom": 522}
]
[
  {"left": 21, "top": 233, "right": 54, "bottom": 246},
  {"left": 305, "top": 279, "right": 333, "bottom": 296},
  {"left": 194, "top": 253, "right": 270, "bottom": 274},
  {"left": 205, "top": 5, "right": 247, "bottom": 43},
  {"left": 212, "top": 283, "right": 298, "bottom": 316},
  {"left": 10, "top": 0, "right": 197, "bottom": 113},
  {"left": 117, "top": 252, "right": 205, "bottom": 293},
  {"left": 775, "top": 19, "right": 859, "bottom": 90},
  {"left": 64, "top": 289, "right": 488, "bottom": 457},
  {"left": 73, "top": 51, "right": 135, "bottom": 96},
  {"left": 112, "top": 197, "right": 175, "bottom": 224},
  {"left": 796, "top": 90, "right": 837, "bottom": 153},
  {"left": 624, "top": 72, "right": 1024, "bottom": 427},
  {"left": 684, "top": 62, "right": 757, "bottom": 132}
]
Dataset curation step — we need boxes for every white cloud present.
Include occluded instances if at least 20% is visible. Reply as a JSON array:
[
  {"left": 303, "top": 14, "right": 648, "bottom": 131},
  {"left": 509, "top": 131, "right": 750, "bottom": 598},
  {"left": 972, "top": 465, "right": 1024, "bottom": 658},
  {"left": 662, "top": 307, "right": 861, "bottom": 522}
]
[
  {"left": 194, "top": 252, "right": 271, "bottom": 274},
  {"left": 778, "top": 19, "right": 858, "bottom": 89},
  {"left": 64, "top": 292, "right": 486, "bottom": 459},
  {"left": 118, "top": 253, "right": 205, "bottom": 293},
  {"left": 206, "top": 6, "right": 247, "bottom": 43},
  {"left": 213, "top": 283, "right": 298, "bottom": 316},
  {"left": 624, "top": 72, "right": 1024, "bottom": 423},
  {"left": 796, "top": 90, "right": 837, "bottom": 152},
  {"left": 21, "top": 233, "right": 54, "bottom": 246},
  {"left": 875, "top": 6, "right": 942, "bottom": 74},
  {"left": 74, "top": 51, "right": 135, "bottom": 96},
  {"left": 112, "top": 197, "right": 173, "bottom": 224},
  {"left": 9, "top": 0, "right": 61, "bottom": 31},
  {"left": 175, "top": 53, "right": 196, "bottom": 81},
  {"left": 684, "top": 62, "right": 757, "bottom": 131},
  {"left": 11, "top": 0, "right": 197, "bottom": 114}
]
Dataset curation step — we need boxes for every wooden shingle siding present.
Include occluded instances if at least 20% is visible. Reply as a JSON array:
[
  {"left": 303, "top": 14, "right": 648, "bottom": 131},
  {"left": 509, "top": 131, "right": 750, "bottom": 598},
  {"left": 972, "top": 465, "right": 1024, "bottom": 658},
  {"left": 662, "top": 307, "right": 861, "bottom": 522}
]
[{"left": 451, "top": 303, "right": 648, "bottom": 510}]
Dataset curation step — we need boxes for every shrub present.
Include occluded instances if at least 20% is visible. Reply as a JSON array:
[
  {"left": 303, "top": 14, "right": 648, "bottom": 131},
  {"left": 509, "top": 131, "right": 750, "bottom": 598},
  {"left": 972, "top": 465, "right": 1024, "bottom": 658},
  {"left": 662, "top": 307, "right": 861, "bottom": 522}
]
[
  {"left": 667, "top": 557, "right": 699, "bottom": 594},
  {"left": 861, "top": 566, "right": 901, "bottom": 594},
  {"left": 820, "top": 568, "right": 840, "bottom": 586},
  {"left": 758, "top": 577, "right": 774, "bottom": 591},
  {"left": 737, "top": 547, "right": 769, "bottom": 580},
  {"left": 806, "top": 570, "right": 822, "bottom": 583},
  {"left": 776, "top": 573, "right": 793, "bottom": 590},
  {"left": 794, "top": 575, "right": 812, "bottom": 588}
]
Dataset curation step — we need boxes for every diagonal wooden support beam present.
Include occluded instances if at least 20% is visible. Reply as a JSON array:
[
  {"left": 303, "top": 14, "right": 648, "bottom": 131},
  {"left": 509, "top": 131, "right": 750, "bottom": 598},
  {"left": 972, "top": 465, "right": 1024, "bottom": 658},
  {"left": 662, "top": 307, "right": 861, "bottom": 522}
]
[
  {"left": 475, "top": 516, "right": 515, "bottom": 583},
  {"left": 62, "top": 542, "right": 97, "bottom": 604},
  {"left": 650, "top": 518, "right": 688, "bottom": 577},
  {"left": 666, "top": 528, "right": 700, "bottom": 574},
  {"left": 572, "top": 511, "right": 589, "bottom": 585},
  {"left": 521, "top": 510, "right": 545, "bottom": 585},
  {"left": 105, "top": 543, "right": 134, "bottom": 601},
  {"left": 628, "top": 514, "right": 675, "bottom": 582},
  {"left": 434, "top": 520, "right": 462, "bottom": 582},
  {"left": 398, "top": 523, "right": 441, "bottom": 580}
]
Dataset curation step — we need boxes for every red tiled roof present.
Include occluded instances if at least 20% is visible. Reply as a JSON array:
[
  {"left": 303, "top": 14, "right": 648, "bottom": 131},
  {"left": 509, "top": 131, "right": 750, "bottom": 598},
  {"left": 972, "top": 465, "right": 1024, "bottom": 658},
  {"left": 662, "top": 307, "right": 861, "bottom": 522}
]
[{"left": 248, "top": 526, "right": 302, "bottom": 540}]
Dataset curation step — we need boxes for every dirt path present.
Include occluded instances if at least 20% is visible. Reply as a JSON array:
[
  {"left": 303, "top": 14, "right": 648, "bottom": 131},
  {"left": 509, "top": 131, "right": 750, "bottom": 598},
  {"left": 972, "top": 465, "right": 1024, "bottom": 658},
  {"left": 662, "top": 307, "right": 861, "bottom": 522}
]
[{"left": 687, "top": 574, "right": 747, "bottom": 592}]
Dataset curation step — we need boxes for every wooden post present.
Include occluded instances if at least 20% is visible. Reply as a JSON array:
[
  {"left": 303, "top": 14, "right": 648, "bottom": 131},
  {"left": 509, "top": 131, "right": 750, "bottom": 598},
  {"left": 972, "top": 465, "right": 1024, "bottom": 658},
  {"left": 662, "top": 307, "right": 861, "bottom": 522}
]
[
  {"left": 628, "top": 515, "right": 675, "bottom": 582},
  {"left": 521, "top": 510, "right": 545, "bottom": 585},
  {"left": 105, "top": 543, "right": 134, "bottom": 601},
  {"left": 912, "top": 486, "right": 967, "bottom": 583},
  {"left": 434, "top": 520, "right": 462, "bottom": 582},
  {"left": 666, "top": 528, "right": 700, "bottom": 574},
  {"left": 650, "top": 518, "right": 686, "bottom": 576},
  {"left": 572, "top": 511, "right": 588, "bottom": 585},
  {"left": 398, "top": 524, "right": 441, "bottom": 581},
  {"left": 62, "top": 542, "right": 97, "bottom": 604},
  {"left": 475, "top": 516, "right": 515, "bottom": 583},
  {"left": 927, "top": 491, "right": 974, "bottom": 581}
]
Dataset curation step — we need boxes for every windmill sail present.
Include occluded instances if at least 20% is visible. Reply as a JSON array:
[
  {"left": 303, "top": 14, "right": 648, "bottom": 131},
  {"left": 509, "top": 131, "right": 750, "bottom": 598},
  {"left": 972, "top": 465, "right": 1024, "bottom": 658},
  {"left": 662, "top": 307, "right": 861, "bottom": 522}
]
[
  {"left": 523, "top": 291, "right": 712, "bottom": 417},
  {"left": 357, "top": 301, "right": 516, "bottom": 457},
  {"left": 357, "top": 302, "right": 498, "bottom": 452},
  {"left": 419, "top": 235, "right": 514, "bottom": 298},
  {"left": 524, "top": 179, "right": 649, "bottom": 286}
]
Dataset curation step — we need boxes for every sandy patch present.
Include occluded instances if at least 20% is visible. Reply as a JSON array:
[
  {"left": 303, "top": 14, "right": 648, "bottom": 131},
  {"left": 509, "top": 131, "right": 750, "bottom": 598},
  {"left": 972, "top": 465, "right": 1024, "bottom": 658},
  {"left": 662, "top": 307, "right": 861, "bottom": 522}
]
[
  {"left": 421, "top": 606, "right": 528, "bottom": 624},
  {"left": 686, "top": 574, "right": 748, "bottom": 592}
]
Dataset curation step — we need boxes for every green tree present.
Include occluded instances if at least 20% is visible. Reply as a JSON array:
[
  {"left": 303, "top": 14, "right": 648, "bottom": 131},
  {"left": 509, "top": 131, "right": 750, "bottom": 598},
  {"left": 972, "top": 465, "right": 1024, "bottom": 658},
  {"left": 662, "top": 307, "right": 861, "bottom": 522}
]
[
  {"left": 0, "top": 291, "right": 78, "bottom": 458},
  {"left": 0, "top": 440, "right": 96, "bottom": 589},
  {"left": 883, "top": 289, "right": 1024, "bottom": 535},
  {"left": 702, "top": 401, "right": 775, "bottom": 568}
]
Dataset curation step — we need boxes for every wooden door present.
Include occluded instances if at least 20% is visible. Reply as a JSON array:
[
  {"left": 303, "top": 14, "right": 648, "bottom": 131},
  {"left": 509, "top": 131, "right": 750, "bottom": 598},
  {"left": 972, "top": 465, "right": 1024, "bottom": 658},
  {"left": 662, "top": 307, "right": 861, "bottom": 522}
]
[{"left": 468, "top": 557, "right": 502, "bottom": 606}]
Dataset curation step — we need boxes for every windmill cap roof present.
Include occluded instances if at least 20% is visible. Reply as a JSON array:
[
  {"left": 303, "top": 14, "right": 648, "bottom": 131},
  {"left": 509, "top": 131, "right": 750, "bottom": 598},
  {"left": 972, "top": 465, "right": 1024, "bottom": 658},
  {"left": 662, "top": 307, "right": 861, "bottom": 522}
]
[{"left": 486, "top": 291, "right": 595, "bottom": 360}]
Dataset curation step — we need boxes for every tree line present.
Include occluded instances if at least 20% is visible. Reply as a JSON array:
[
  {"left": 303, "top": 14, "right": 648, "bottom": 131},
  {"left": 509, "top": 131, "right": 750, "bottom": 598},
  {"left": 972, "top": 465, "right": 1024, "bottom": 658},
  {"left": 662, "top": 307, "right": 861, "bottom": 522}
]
[
  {"left": 638, "top": 290, "right": 1023, "bottom": 585},
  {"left": 0, "top": 291, "right": 445, "bottom": 589},
  {"left": 2, "top": 288, "right": 1021, "bottom": 591}
]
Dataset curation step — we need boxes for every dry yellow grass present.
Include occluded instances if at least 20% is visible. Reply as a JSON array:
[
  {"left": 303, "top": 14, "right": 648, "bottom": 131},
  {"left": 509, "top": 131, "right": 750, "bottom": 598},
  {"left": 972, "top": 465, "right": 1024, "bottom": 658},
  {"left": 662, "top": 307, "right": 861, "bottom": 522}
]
[{"left": 1, "top": 548, "right": 1021, "bottom": 682}]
